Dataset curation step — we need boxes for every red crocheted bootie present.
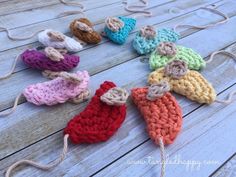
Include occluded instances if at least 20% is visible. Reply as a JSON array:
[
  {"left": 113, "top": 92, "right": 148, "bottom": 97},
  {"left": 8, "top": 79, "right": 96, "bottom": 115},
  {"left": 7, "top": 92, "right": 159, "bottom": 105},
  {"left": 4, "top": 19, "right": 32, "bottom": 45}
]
[{"left": 64, "top": 81, "right": 129, "bottom": 144}]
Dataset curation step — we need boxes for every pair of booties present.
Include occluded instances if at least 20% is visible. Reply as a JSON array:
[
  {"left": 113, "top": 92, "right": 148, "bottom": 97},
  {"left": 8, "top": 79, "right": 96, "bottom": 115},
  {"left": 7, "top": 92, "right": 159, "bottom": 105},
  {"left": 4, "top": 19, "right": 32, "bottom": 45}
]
[{"left": 70, "top": 16, "right": 136, "bottom": 45}]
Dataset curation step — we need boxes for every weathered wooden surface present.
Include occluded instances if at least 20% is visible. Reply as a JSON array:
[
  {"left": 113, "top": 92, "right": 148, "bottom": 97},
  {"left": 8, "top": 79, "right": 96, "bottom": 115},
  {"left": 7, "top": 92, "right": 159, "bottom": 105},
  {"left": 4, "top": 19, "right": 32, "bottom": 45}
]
[{"left": 0, "top": 0, "right": 236, "bottom": 176}]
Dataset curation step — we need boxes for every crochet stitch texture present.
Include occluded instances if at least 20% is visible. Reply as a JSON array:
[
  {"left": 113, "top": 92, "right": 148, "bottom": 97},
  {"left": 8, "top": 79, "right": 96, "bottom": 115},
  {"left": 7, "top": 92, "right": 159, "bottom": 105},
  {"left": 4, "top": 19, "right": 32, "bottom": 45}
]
[
  {"left": 133, "top": 28, "right": 179, "bottom": 55},
  {"left": 70, "top": 18, "right": 102, "bottom": 44},
  {"left": 38, "top": 29, "right": 83, "bottom": 52},
  {"left": 21, "top": 49, "right": 80, "bottom": 71},
  {"left": 104, "top": 16, "right": 136, "bottom": 45},
  {"left": 23, "top": 71, "right": 90, "bottom": 105},
  {"left": 148, "top": 68, "right": 216, "bottom": 104},
  {"left": 131, "top": 87, "right": 182, "bottom": 145},
  {"left": 149, "top": 45, "right": 206, "bottom": 70},
  {"left": 64, "top": 81, "right": 127, "bottom": 144}
]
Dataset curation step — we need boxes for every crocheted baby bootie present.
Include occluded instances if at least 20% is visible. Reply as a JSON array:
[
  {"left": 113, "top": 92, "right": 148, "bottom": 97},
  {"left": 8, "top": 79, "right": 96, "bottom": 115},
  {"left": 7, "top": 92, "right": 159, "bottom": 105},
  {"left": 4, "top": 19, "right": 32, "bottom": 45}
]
[
  {"left": 64, "top": 81, "right": 129, "bottom": 144},
  {"left": 149, "top": 42, "right": 205, "bottom": 70},
  {"left": 148, "top": 60, "right": 216, "bottom": 104},
  {"left": 103, "top": 16, "right": 136, "bottom": 45},
  {"left": 131, "top": 81, "right": 182, "bottom": 145},
  {"left": 23, "top": 70, "right": 90, "bottom": 106},
  {"left": 133, "top": 26, "right": 179, "bottom": 55},
  {"left": 21, "top": 47, "right": 80, "bottom": 71},
  {"left": 70, "top": 18, "right": 102, "bottom": 44},
  {"left": 38, "top": 29, "right": 83, "bottom": 52}
]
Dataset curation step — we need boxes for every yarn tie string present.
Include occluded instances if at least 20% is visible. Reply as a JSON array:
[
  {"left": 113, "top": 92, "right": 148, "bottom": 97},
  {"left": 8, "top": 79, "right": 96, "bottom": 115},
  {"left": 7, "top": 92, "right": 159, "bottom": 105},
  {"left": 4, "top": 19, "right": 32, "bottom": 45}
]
[
  {"left": 5, "top": 134, "right": 69, "bottom": 177},
  {"left": 0, "top": 0, "right": 85, "bottom": 40},
  {"left": 173, "top": 7, "right": 229, "bottom": 33},
  {"left": 207, "top": 50, "right": 236, "bottom": 104},
  {"left": 122, "top": 0, "right": 152, "bottom": 17}
]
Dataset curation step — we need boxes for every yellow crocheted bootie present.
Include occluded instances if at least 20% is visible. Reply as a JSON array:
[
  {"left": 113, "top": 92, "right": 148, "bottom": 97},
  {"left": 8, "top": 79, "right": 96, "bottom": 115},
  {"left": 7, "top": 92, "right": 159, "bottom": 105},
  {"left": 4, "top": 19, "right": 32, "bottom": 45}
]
[{"left": 148, "top": 60, "right": 216, "bottom": 104}]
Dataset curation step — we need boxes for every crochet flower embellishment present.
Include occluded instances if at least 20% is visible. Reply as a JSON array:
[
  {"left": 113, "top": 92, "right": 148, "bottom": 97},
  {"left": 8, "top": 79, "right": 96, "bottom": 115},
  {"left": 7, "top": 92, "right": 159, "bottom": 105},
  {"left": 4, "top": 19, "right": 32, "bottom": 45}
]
[
  {"left": 140, "top": 25, "right": 156, "bottom": 39},
  {"left": 164, "top": 60, "right": 188, "bottom": 79},
  {"left": 47, "top": 31, "right": 65, "bottom": 42},
  {"left": 105, "top": 17, "right": 124, "bottom": 32},
  {"left": 146, "top": 81, "right": 170, "bottom": 101},
  {"left": 75, "top": 20, "right": 93, "bottom": 33},
  {"left": 44, "top": 47, "right": 64, "bottom": 62},
  {"left": 157, "top": 42, "right": 177, "bottom": 57},
  {"left": 100, "top": 87, "right": 129, "bottom": 106}
]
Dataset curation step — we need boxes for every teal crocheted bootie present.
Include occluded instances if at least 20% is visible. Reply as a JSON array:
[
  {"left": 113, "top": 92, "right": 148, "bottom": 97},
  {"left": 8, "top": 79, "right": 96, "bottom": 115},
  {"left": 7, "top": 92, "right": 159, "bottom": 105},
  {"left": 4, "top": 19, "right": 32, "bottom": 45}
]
[
  {"left": 104, "top": 16, "right": 136, "bottom": 45},
  {"left": 149, "top": 42, "right": 206, "bottom": 70},
  {"left": 133, "top": 26, "right": 179, "bottom": 55}
]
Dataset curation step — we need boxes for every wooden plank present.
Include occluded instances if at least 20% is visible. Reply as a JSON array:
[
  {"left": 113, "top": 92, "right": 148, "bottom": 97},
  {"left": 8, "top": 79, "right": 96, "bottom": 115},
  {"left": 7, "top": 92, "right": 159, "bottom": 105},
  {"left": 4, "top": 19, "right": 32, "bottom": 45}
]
[
  {"left": 95, "top": 84, "right": 236, "bottom": 177},
  {"left": 211, "top": 154, "right": 236, "bottom": 177},
  {"left": 1, "top": 20, "right": 236, "bottom": 177},
  {"left": 0, "top": 0, "right": 176, "bottom": 52},
  {"left": 0, "top": 0, "right": 234, "bottom": 157},
  {"left": 0, "top": 0, "right": 227, "bottom": 112},
  {"left": 0, "top": 0, "right": 89, "bottom": 16},
  {"left": 0, "top": 0, "right": 161, "bottom": 29},
  {"left": 0, "top": 0, "right": 223, "bottom": 76}
]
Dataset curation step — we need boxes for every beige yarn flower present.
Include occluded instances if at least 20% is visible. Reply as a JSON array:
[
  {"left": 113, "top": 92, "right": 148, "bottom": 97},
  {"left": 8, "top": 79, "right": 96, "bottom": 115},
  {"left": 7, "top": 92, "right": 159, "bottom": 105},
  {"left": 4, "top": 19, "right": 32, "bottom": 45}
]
[
  {"left": 105, "top": 17, "right": 124, "bottom": 32},
  {"left": 75, "top": 21, "right": 93, "bottom": 33},
  {"left": 47, "top": 31, "right": 66, "bottom": 42},
  {"left": 157, "top": 42, "right": 177, "bottom": 57},
  {"left": 44, "top": 47, "right": 64, "bottom": 62},
  {"left": 140, "top": 25, "right": 156, "bottom": 39},
  {"left": 164, "top": 60, "right": 188, "bottom": 79},
  {"left": 146, "top": 81, "right": 170, "bottom": 101},
  {"left": 101, "top": 87, "right": 129, "bottom": 106}
]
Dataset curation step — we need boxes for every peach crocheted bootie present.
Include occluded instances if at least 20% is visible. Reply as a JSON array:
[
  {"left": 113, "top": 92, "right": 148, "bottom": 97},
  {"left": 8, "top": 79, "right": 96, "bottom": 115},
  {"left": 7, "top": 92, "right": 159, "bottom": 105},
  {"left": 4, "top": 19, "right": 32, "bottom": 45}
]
[{"left": 131, "top": 81, "right": 182, "bottom": 145}]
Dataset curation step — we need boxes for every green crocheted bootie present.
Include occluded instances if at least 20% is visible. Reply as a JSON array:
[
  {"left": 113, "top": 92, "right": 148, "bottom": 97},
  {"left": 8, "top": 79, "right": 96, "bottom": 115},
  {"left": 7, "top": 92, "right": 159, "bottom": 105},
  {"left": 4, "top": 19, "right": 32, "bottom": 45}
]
[{"left": 149, "top": 42, "right": 206, "bottom": 70}]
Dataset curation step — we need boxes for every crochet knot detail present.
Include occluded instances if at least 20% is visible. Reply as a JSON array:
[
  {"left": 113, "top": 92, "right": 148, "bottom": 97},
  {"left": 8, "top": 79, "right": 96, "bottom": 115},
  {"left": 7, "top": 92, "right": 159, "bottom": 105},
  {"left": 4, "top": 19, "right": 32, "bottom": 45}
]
[
  {"left": 146, "top": 81, "right": 170, "bottom": 101},
  {"left": 131, "top": 87, "right": 182, "bottom": 145},
  {"left": 64, "top": 81, "right": 127, "bottom": 144},
  {"left": 44, "top": 47, "right": 64, "bottom": 61},
  {"left": 47, "top": 31, "right": 65, "bottom": 42},
  {"left": 38, "top": 29, "right": 83, "bottom": 52},
  {"left": 140, "top": 25, "right": 156, "bottom": 39},
  {"left": 105, "top": 17, "right": 124, "bottom": 32},
  {"left": 164, "top": 60, "right": 188, "bottom": 79},
  {"left": 42, "top": 70, "right": 81, "bottom": 83},
  {"left": 70, "top": 18, "right": 102, "bottom": 44},
  {"left": 104, "top": 16, "right": 136, "bottom": 45},
  {"left": 69, "top": 89, "right": 90, "bottom": 104},
  {"left": 157, "top": 42, "right": 177, "bottom": 57},
  {"left": 75, "top": 21, "right": 93, "bottom": 33},
  {"left": 100, "top": 87, "right": 129, "bottom": 106},
  {"left": 21, "top": 49, "right": 80, "bottom": 71}
]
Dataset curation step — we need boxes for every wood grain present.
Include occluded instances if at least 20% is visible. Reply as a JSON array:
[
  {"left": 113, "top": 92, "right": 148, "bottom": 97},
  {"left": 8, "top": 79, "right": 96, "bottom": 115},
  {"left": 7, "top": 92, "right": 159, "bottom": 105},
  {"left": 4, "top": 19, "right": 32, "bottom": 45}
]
[{"left": 1, "top": 0, "right": 236, "bottom": 177}]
